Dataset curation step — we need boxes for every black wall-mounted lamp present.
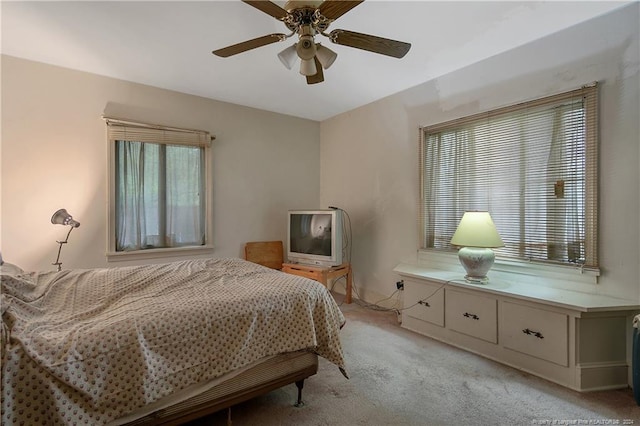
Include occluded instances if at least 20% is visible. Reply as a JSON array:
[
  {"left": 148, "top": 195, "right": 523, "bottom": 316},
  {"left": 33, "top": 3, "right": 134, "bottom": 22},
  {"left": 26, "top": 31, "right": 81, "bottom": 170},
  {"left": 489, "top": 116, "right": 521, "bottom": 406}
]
[{"left": 51, "top": 209, "right": 80, "bottom": 271}]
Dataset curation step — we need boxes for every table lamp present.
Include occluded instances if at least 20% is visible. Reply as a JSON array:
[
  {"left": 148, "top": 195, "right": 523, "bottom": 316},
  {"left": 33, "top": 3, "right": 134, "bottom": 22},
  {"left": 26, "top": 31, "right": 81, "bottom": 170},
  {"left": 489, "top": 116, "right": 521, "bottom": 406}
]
[{"left": 450, "top": 211, "right": 503, "bottom": 284}]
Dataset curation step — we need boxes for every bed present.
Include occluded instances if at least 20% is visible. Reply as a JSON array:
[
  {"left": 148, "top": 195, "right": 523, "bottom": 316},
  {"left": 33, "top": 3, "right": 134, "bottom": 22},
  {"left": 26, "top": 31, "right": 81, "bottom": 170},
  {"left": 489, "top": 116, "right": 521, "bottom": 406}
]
[{"left": 0, "top": 257, "right": 347, "bottom": 425}]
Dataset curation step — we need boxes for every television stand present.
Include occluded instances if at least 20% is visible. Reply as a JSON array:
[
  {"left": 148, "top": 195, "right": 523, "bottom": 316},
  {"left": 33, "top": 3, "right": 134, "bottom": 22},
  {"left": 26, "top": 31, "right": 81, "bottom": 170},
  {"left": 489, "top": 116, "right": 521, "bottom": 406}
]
[{"left": 282, "top": 262, "right": 352, "bottom": 304}]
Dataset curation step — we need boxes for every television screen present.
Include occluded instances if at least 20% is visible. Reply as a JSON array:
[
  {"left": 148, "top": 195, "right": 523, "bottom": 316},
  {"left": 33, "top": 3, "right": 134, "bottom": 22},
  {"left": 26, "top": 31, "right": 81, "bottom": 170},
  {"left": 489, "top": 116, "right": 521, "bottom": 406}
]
[
  {"left": 289, "top": 213, "right": 333, "bottom": 256},
  {"left": 287, "top": 209, "right": 343, "bottom": 267}
]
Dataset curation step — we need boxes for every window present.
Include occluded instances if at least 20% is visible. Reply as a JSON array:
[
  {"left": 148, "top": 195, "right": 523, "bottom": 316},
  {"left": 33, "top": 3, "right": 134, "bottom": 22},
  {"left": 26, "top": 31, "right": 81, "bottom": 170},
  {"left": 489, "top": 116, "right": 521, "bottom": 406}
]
[
  {"left": 106, "top": 118, "right": 213, "bottom": 257},
  {"left": 420, "top": 84, "right": 598, "bottom": 270}
]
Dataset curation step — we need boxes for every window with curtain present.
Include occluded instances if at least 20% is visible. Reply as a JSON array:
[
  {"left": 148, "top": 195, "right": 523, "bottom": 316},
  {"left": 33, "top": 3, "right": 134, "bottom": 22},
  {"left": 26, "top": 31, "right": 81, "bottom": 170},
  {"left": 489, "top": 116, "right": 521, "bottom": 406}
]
[
  {"left": 420, "top": 84, "right": 598, "bottom": 270},
  {"left": 106, "top": 118, "right": 212, "bottom": 254}
]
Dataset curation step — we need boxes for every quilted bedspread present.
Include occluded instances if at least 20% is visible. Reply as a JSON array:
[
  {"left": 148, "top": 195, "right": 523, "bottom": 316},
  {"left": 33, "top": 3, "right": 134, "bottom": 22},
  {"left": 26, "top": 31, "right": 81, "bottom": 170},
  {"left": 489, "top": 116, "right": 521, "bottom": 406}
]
[{"left": 0, "top": 257, "right": 346, "bottom": 425}]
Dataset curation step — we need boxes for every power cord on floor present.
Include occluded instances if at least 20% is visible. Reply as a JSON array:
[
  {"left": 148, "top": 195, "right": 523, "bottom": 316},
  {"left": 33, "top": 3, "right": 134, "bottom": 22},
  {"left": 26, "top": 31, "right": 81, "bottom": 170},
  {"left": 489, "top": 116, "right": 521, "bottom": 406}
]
[
  {"left": 327, "top": 206, "right": 444, "bottom": 318},
  {"left": 330, "top": 272, "right": 447, "bottom": 322},
  {"left": 330, "top": 270, "right": 403, "bottom": 315}
]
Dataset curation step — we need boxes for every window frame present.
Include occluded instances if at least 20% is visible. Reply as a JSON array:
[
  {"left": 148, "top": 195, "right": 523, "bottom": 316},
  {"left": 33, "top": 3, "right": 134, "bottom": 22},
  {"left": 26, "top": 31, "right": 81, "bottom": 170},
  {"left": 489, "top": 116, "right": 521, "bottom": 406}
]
[
  {"left": 418, "top": 83, "right": 599, "bottom": 276},
  {"left": 105, "top": 117, "right": 214, "bottom": 261}
]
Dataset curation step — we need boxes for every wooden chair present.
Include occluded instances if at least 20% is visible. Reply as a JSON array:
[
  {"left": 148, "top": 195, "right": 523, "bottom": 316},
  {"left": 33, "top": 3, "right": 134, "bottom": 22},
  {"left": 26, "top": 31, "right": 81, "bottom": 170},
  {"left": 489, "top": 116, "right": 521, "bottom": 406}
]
[{"left": 244, "top": 241, "right": 284, "bottom": 270}]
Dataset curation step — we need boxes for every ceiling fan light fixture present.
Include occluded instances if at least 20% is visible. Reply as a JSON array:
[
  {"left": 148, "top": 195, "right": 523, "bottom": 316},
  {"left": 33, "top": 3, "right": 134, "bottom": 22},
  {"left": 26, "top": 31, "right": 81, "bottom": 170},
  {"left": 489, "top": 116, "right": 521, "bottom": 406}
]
[
  {"left": 315, "top": 43, "right": 337, "bottom": 69},
  {"left": 296, "top": 34, "right": 317, "bottom": 60},
  {"left": 278, "top": 44, "right": 298, "bottom": 70},
  {"left": 299, "top": 58, "right": 317, "bottom": 76}
]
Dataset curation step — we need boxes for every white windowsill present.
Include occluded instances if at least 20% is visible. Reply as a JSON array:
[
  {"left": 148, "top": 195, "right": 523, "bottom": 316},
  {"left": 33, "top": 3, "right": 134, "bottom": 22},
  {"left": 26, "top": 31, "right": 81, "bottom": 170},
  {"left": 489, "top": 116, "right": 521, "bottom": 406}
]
[
  {"left": 107, "top": 245, "right": 215, "bottom": 262},
  {"left": 415, "top": 249, "right": 599, "bottom": 292},
  {"left": 394, "top": 261, "right": 638, "bottom": 313}
]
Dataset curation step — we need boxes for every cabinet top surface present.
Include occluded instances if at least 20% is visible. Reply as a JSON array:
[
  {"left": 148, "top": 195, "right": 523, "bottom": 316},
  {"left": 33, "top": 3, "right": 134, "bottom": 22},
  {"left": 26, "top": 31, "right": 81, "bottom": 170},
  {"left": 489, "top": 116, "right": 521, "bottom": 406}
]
[{"left": 394, "top": 262, "right": 640, "bottom": 313}]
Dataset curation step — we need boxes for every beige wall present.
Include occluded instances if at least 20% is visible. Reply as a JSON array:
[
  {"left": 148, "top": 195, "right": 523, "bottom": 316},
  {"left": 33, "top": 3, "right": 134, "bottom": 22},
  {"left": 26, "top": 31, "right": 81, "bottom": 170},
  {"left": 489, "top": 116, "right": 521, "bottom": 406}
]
[
  {"left": 320, "top": 4, "right": 640, "bottom": 301},
  {"left": 2, "top": 4, "right": 638, "bottom": 303},
  {"left": 1, "top": 56, "right": 320, "bottom": 271}
]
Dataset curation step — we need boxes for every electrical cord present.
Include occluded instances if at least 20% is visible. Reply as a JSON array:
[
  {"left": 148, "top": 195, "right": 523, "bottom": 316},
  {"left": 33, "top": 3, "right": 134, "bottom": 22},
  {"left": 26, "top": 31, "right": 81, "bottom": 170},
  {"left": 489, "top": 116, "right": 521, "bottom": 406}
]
[
  {"left": 332, "top": 266, "right": 448, "bottom": 318},
  {"left": 328, "top": 262, "right": 405, "bottom": 315},
  {"left": 328, "top": 205, "right": 352, "bottom": 265},
  {"left": 327, "top": 205, "right": 447, "bottom": 316},
  {"left": 396, "top": 282, "right": 446, "bottom": 311},
  {"left": 328, "top": 205, "right": 404, "bottom": 313}
]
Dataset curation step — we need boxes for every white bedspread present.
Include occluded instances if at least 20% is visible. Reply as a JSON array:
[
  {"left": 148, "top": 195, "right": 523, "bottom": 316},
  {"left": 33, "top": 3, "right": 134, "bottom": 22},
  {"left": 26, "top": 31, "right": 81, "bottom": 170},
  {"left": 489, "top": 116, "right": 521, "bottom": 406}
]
[{"left": 1, "top": 257, "right": 346, "bottom": 425}]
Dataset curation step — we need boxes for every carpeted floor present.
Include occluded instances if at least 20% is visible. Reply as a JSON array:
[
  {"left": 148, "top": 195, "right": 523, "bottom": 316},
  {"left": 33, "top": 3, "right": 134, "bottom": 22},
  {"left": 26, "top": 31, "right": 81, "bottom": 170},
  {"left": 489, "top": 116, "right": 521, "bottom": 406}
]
[{"left": 191, "top": 293, "right": 640, "bottom": 425}]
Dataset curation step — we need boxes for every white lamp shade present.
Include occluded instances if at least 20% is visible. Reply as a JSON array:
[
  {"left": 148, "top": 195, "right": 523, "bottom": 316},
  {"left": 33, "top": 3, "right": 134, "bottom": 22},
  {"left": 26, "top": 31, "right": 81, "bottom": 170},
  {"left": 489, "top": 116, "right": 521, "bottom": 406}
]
[
  {"left": 451, "top": 211, "right": 503, "bottom": 248},
  {"left": 299, "top": 58, "right": 317, "bottom": 76},
  {"left": 278, "top": 44, "right": 298, "bottom": 70},
  {"left": 315, "top": 44, "right": 337, "bottom": 69}
]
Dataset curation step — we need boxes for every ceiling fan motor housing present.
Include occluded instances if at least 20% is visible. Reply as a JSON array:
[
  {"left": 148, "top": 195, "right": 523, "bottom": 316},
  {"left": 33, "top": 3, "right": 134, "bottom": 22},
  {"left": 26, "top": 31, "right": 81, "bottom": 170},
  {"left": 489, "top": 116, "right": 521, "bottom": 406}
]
[
  {"left": 296, "top": 25, "right": 317, "bottom": 60},
  {"left": 297, "top": 35, "right": 316, "bottom": 59}
]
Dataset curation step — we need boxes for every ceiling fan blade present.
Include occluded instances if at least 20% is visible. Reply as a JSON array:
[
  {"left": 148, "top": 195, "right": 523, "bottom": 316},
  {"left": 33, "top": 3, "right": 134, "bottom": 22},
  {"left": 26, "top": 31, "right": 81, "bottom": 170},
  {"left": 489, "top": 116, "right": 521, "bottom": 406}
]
[
  {"left": 318, "top": 0, "right": 364, "bottom": 20},
  {"left": 329, "top": 29, "right": 411, "bottom": 58},
  {"left": 306, "top": 57, "right": 324, "bottom": 85},
  {"left": 212, "top": 34, "right": 287, "bottom": 58},
  {"left": 242, "top": 0, "right": 288, "bottom": 20}
]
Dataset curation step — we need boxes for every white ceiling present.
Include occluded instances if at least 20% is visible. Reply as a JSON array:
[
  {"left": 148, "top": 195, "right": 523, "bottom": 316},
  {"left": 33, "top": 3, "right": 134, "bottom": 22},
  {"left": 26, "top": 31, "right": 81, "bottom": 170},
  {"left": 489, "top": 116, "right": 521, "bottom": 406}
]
[{"left": 1, "top": 1, "right": 630, "bottom": 121}]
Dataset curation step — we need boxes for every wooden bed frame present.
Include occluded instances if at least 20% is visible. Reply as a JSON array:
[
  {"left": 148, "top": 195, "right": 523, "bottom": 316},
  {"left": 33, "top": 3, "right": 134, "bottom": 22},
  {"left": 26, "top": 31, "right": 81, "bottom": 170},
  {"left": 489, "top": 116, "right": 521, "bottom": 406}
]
[{"left": 121, "top": 351, "right": 319, "bottom": 425}]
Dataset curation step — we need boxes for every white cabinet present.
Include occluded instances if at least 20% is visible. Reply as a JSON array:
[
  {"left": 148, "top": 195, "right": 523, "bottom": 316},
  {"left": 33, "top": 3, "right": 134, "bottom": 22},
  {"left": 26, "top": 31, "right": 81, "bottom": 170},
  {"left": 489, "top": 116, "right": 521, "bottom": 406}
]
[
  {"left": 446, "top": 289, "right": 497, "bottom": 343},
  {"left": 395, "top": 263, "right": 639, "bottom": 392},
  {"left": 403, "top": 278, "right": 444, "bottom": 327},
  {"left": 501, "top": 301, "right": 568, "bottom": 366}
]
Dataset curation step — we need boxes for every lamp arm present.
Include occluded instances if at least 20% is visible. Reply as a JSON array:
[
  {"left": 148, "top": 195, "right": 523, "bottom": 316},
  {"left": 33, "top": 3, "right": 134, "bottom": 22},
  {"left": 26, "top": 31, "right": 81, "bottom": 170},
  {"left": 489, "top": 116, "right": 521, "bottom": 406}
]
[{"left": 52, "top": 226, "right": 75, "bottom": 272}]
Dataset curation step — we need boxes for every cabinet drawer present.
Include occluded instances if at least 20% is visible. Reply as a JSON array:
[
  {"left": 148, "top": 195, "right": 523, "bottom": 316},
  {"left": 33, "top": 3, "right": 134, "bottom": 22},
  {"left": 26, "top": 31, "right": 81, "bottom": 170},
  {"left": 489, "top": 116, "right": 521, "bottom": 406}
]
[
  {"left": 501, "top": 301, "right": 568, "bottom": 366},
  {"left": 404, "top": 278, "right": 444, "bottom": 327},
  {"left": 445, "top": 289, "right": 497, "bottom": 343}
]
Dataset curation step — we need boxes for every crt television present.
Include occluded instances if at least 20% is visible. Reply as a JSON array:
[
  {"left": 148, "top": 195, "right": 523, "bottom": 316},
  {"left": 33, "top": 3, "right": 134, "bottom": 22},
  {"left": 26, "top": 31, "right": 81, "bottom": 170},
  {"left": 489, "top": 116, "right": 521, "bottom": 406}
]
[{"left": 287, "top": 209, "right": 343, "bottom": 267}]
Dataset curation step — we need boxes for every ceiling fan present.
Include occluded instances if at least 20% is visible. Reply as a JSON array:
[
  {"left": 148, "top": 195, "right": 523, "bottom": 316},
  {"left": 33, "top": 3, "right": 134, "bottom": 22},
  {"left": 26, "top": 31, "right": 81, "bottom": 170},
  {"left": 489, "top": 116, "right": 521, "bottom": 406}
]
[{"left": 212, "top": 0, "right": 411, "bottom": 85}]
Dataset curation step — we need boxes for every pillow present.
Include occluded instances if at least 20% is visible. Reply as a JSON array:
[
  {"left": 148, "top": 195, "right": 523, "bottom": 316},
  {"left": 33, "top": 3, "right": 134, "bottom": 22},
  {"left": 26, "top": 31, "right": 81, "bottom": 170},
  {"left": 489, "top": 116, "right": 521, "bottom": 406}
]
[
  {"left": 0, "top": 262, "right": 24, "bottom": 276},
  {"left": 1, "top": 264, "right": 37, "bottom": 301}
]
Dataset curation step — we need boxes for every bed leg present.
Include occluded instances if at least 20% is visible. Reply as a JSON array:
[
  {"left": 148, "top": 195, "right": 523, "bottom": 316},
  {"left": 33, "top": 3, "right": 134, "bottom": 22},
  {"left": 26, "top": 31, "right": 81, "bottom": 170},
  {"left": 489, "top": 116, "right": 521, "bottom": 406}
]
[{"left": 294, "top": 379, "right": 305, "bottom": 407}]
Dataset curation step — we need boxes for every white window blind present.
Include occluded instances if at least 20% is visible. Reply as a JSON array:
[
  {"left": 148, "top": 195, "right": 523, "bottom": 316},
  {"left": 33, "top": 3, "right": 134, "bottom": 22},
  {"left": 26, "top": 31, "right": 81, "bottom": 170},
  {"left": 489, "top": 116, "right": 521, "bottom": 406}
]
[
  {"left": 106, "top": 118, "right": 212, "bottom": 253},
  {"left": 420, "top": 84, "right": 598, "bottom": 269},
  {"left": 106, "top": 119, "right": 211, "bottom": 147}
]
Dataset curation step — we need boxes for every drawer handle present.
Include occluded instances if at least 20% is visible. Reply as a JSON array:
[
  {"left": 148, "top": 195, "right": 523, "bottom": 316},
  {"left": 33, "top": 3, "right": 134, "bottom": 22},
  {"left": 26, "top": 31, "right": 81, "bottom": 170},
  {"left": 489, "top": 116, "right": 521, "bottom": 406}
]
[
  {"left": 418, "top": 300, "right": 430, "bottom": 307},
  {"left": 522, "top": 328, "right": 544, "bottom": 339},
  {"left": 463, "top": 312, "right": 479, "bottom": 320}
]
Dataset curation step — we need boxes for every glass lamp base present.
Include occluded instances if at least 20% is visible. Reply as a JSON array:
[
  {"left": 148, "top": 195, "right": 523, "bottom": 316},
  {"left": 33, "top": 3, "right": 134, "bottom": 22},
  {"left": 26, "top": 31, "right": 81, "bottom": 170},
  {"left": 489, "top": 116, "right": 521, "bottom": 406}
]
[{"left": 464, "top": 275, "right": 489, "bottom": 285}]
